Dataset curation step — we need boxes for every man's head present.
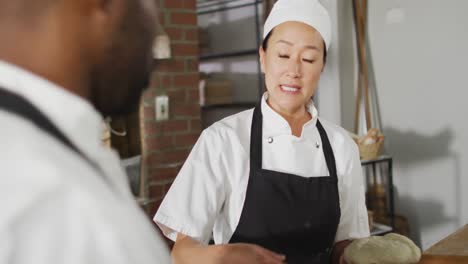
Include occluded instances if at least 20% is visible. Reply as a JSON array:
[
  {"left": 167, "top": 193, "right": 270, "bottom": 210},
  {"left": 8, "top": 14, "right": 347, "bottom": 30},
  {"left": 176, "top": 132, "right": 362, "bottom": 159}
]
[
  {"left": 88, "top": 0, "right": 158, "bottom": 116},
  {"left": 0, "top": 0, "right": 158, "bottom": 116}
]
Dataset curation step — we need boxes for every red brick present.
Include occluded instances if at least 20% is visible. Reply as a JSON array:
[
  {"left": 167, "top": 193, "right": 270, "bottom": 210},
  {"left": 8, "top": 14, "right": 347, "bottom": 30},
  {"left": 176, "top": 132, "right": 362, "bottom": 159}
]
[
  {"left": 165, "top": 27, "right": 184, "bottom": 41},
  {"left": 172, "top": 43, "right": 199, "bottom": 57},
  {"left": 149, "top": 149, "right": 190, "bottom": 164},
  {"left": 167, "top": 89, "right": 186, "bottom": 102},
  {"left": 149, "top": 72, "right": 159, "bottom": 88},
  {"left": 160, "top": 75, "right": 172, "bottom": 87},
  {"left": 156, "top": 59, "right": 185, "bottom": 72},
  {"left": 173, "top": 73, "right": 199, "bottom": 87},
  {"left": 147, "top": 135, "right": 174, "bottom": 151},
  {"left": 158, "top": 11, "right": 166, "bottom": 26},
  {"left": 148, "top": 184, "right": 165, "bottom": 198},
  {"left": 164, "top": 0, "right": 184, "bottom": 9},
  {"left": 185, "top": 28, "right": 198, "bottom": 42},
  {"left": 148, "top": 167, "right": 178, "bottom": 181},
  {"left": 141, "top": 0, "right": 199, "bottom": 195},
  {"left": 170, "top": 12, "right": 197, "bottom": 25},
  {"left": 174, "top": 133, "right": 200, "bottom": 147},
  {"left": 160, "top": 120, "right": 189, "bottom": 133},
  {"left": 146, "top": 200, "right": 163, "bottom": 216},
  {"left": 187, "top": 88, "right": 200, "bottom": 102},
  {"left": 185, "top": 58, "right": 199, "bottom": 72},
  {"left": 173, "top": 103, "right": 200, "bottom": 117},
  {"left": 144, "top": 122, "right": 158, "bottom": 137},
  {"left": 143, "top": 106, "right": 155, "bottom": 120},
  {"left": 148, "top": 153, "right": 162, "bottom": 166},
  {"left": 162, "top": 149, "right": 190, "bottom": 163},
  {"left": 184, "top": 0, "right": 196, "bottom": 10},
  {"left": 190, "top": 119, "right": 202, "bottom": 132}
]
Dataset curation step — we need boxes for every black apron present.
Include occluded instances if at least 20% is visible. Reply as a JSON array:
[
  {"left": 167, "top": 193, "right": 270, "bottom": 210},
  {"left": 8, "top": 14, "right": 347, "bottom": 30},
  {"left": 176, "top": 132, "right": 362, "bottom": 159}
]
[
  {"left": 0, "top": 87, "right": 106, "bottom": 181},
  {"left": 229, "top": 104, "right": 341, "bottom": 264}
]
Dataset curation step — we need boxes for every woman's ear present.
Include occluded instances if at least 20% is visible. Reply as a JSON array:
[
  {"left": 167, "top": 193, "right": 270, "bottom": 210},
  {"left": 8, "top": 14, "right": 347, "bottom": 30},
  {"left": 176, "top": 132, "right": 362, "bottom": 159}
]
[{"left": 259, "top": 46, "right": 266, "bottom": 73}]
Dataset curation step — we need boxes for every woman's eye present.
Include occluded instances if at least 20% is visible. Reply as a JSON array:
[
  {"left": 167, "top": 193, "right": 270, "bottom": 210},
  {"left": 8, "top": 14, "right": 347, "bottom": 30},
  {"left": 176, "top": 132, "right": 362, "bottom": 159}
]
[
  {"left": 303, "top": 59, "right": 315, "bottom": 63},
  {"left": 279, "top": 54, "right": 290, "bottom": 59}
]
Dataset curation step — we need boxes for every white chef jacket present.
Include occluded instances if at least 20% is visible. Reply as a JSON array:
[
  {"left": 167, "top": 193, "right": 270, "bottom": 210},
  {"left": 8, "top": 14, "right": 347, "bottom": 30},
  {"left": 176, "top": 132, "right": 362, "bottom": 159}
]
[
  {"left": 0, "top": 61, "right": 171, "bottom": 264},
  {"left": 155, "top": 93, "right": 370, "bottom": 245}
]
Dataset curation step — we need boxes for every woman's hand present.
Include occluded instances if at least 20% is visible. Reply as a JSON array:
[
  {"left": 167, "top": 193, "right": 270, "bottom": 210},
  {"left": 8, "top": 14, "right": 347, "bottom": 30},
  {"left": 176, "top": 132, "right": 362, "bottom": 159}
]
[
  {"left": 331, "top": 240, "right": 353, "bottom": 264},
  {"left": 218, "top": 243, "right": 286, "bottom": 264}
]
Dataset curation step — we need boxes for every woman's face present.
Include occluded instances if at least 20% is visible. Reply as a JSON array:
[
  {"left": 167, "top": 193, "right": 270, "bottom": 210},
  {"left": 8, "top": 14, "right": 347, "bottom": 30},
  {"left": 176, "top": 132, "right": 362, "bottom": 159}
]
[{"left": 260, "top": 21, "right": 325, "bottom": 116}]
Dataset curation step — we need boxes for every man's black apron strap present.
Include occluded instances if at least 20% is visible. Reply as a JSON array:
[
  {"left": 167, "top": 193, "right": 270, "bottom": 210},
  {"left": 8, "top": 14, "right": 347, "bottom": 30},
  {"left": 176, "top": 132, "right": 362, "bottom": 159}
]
[{"left": 0, "top": 87, "right": 106, "bottom": 180}]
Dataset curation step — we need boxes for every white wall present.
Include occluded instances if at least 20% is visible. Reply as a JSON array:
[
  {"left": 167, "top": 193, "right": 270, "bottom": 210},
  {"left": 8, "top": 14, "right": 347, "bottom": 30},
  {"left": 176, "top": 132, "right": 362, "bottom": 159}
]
[
  {"left": 338, "top": 0, "right": 468, "bottom": 249},
  {"left": 316, "top": 0, "right": 342, "bottom": 124}
]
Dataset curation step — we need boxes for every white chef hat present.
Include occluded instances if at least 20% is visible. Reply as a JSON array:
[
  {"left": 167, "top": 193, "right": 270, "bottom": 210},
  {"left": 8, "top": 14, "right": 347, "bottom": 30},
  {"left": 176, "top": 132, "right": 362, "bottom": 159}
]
[{"left": 263, "top": 0, "right": 332, "bottom": 50}]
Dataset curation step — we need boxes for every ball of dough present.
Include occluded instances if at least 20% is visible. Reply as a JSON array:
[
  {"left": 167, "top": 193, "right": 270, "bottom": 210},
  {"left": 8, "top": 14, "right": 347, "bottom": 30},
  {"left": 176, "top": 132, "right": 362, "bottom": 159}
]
[{"left": 344, "top": 233, "right": 421, "bottom": 264}]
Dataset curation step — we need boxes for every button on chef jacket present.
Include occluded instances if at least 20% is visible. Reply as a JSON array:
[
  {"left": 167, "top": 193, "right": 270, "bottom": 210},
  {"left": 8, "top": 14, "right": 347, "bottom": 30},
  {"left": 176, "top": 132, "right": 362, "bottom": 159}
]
[
  {"left": 0, "top": 61, "right": 171, "bottom": 264},
  {"left": 155, "top": 94, "right": 370, "bottom": 245}
]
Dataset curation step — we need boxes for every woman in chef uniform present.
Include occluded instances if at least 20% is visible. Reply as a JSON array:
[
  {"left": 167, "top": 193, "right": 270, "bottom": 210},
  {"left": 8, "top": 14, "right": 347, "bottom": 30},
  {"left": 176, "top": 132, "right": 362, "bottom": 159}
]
[{"left": 154, "top": 0, "right": 370, "bottom": 263}]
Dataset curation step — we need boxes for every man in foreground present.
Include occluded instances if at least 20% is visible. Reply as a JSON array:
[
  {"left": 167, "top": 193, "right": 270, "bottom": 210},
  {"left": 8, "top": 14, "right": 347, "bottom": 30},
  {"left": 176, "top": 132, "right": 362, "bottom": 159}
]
[{"left": 0, "top": 0, "right": 170, "bottom": 263}]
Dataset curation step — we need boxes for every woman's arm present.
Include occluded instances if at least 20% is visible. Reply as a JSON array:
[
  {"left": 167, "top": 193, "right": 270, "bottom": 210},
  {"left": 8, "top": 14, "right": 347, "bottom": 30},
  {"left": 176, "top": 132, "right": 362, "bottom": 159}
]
[
  {"left": 172, "top": 233, "right": 222, "bottom": 264},
  {"left": 172, "top": 233, "right": 286, "bottom": 264}
]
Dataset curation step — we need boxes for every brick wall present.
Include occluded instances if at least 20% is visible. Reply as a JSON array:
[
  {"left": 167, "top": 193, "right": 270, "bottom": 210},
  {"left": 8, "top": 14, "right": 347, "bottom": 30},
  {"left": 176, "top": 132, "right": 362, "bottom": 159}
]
[{"left": 141, "top": 0, "right": 200, "bottom": 218}]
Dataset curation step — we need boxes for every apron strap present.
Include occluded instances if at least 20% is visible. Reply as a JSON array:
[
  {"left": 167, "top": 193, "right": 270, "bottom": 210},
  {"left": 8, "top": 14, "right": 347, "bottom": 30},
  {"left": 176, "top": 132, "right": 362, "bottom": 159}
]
[
  {"left": 250, "top": 103, "right": 338, "bottom": 179},
  {"left": 250, "top": 103, "right": 263, "bottom": 171},
  {"left": 0, "top": 87, "right": 108, "bottom": 183},
  {"left": 316, "top": 120, "right": 338, "bottom": 180}
]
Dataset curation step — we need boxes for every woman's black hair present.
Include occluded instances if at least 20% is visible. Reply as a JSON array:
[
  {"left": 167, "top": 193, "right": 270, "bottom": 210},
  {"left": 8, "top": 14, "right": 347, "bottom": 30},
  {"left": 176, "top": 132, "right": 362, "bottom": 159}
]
[{"left": 261, "top": 29, "right": 328, "bottom": 64}]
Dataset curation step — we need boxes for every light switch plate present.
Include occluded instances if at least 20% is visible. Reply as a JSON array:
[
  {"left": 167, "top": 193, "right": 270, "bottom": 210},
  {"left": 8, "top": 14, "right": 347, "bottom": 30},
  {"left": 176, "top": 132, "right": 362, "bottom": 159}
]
[
  {"left": 155, "top": 95, "right": 169, "bottom": 121},
  {"left": 153, "top": 35, "right": 171, "bottom": 59}
]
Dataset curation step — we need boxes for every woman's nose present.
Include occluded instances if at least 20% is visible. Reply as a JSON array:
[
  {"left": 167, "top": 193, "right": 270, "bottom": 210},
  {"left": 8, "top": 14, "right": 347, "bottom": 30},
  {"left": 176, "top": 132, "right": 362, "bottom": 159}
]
[{"left": 286, "top": 60, "right": 302, "bottom": 78}]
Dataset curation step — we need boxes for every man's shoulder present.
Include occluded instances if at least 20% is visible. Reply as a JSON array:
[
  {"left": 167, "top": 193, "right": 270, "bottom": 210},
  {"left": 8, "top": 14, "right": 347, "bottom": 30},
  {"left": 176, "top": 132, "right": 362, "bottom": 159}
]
[
  {"left": 0, "top": 112, "right": 97, "bottom": 227},
  {"left": 0, "top": 162, "right": 71, "bottom": 231},
  {"left": 0, "top": 110, "right": 79, "bottom": 163}
]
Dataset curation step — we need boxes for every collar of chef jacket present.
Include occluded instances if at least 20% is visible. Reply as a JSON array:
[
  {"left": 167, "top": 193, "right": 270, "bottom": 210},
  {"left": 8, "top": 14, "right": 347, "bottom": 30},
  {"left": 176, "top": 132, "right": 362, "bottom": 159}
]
[{"left": 261, "top": 92, "right": 319, "bottom": 139}]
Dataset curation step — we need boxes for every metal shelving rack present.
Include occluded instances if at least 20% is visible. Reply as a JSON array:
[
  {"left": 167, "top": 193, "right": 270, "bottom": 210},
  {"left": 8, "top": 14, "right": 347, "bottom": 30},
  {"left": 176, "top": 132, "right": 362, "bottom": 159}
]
[
  {"left": 361, "top": 155, "right": 395, "bottom": 236},
  {"left": 197, "top": 0, "right": 264, "bottom": 114}
]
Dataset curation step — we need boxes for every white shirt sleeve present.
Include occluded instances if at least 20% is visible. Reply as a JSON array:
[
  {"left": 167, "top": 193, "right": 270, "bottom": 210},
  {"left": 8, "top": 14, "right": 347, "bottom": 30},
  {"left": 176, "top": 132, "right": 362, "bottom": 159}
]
[
  {"left": 335, "top": 142, "right": 371, "bottom": 242},
  {"left": 154, "top": 128, "right": 227, "bottom": 244}
]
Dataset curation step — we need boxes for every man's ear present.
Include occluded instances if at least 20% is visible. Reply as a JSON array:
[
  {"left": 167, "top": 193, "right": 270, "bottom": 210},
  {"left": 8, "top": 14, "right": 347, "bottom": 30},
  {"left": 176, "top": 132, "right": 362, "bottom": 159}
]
[{"left": 259, "top": 46, "right": 266, "bottom": 73}]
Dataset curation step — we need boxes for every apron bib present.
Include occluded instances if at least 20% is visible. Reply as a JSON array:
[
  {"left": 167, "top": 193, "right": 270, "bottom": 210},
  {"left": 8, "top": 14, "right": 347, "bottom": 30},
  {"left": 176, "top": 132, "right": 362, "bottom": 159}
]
[{"left": 229, "top": 104, "right": 341, "bottom": 264}]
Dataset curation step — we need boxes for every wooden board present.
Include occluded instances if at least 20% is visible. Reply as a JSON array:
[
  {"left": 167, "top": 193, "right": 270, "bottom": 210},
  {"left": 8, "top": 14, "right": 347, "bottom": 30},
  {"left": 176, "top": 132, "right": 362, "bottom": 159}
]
[
  {"left": 420, "top": 224, "right": 468, "bottom": 263},
  {"left": 424, "top": 224, "right": 468, "bottom": 256},
  {"left": 419, "top": 255, "right": 468, "bottom": 263}
]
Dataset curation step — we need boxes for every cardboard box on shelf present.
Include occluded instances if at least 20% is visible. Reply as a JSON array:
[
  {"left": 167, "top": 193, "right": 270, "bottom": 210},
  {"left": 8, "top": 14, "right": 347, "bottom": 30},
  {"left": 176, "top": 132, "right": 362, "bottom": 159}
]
[{"left": 200, "top": 78, "right": 233, "bottom": 106}]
